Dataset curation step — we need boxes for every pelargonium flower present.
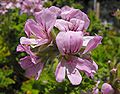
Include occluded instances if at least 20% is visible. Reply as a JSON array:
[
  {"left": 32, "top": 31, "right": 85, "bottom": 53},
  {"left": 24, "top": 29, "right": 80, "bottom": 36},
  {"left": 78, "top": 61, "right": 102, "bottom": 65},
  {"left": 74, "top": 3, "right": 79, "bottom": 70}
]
[
  {"left": 17, "top": 44, "right": 44, "bottom": 79},
  {"left": 19, "top": 56, "right": 44, "bottom": 80},
  {"left": 101, "top": 83, "right": 114, "bottom": 94},
  {"left": 17, "top": 7, "right": 56, "bottom": 79},
  {"left": 0, "top": 0, "right": 16, "bottom": 14},
  {"left": 20, "top": 8, "right": 56, "bottom": 48},
  {"left": 17, "top": 6, "right": 103, "bottom": 84},
  {"left": 55, "top": 31, "right": 102, "bottom": 85},
  {"left": 18, "top": 0, "right": 43, "bottom": 14}
]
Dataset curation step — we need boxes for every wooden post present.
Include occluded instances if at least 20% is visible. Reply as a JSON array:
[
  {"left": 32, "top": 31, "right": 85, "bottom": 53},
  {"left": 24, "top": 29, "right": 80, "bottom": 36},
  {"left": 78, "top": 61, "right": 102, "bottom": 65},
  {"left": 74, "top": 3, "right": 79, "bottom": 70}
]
[{"left": 96, "top": 2, "right": 100, "bottom": 18}]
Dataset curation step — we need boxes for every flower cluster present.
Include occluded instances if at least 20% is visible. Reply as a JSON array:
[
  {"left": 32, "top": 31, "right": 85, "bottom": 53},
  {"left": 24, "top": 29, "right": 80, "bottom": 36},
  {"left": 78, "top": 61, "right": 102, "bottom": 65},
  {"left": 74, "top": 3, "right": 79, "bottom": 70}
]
[
  {"left": 0, "top": 0, "right": 44, "bottom": 15},
  {"left": 17, "top": 6, "right": 102, "bottom": 85},
  {"left": 0, "top": 0, "right": 17, "bottom": 14},
  {"left": 17, "top": 0, "right": 44, "bottom": 14}
]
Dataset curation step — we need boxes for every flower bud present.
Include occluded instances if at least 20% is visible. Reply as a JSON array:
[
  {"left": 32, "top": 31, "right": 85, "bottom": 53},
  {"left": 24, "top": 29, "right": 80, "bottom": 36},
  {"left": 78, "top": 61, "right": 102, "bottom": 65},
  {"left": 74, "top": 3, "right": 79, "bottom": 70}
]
[{"left": 101, "top": 83, "right": 114, "bottom": 94}]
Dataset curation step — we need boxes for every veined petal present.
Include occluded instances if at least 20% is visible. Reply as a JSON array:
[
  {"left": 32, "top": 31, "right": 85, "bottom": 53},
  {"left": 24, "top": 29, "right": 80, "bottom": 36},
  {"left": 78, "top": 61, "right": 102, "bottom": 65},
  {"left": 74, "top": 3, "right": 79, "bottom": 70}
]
[
  {"left": 16, "top": 44, "right": 25, "bottom": 52},
  {"left": 72, "top": 10, "right": 90, "bottom": 30},
  {"left": 25, "top": 19, "right": 46, "bottom": 38},
  {"left": 20, "top": 37, "right": 48, "bottom": 47},
  {"left": 70, "top": 18, "right": 85, "bottom": 31},
  {"left": 49, "top": 6, "right": 61, "bottom": 16},
  {"left": 19, "top": 56, "right": 44, "bottom": 80},
  {"left": 76, "top": 58, "right": 92, "bottom": 74},
  {"left": 83, "top": 35, "right": 102, "bottom": 54},
  {"left": 56, "top": 32, "right": 66, "bottom": 55},
  {"left": 83, "top": 36, "right": 94, "bottom": 46},
  {"left": 61, "top": 6, "right": 90, "bottom": 30},
  {"left": 65, "top": 58, "right": 82, "bottom": 85},
  {"left": 55, "top": 19, "right": 72, "bottom": 32},
  {"left": 35, "top": 9, "right": 56, "bottom": 36},
  {"left": 67, "top": 66, "right": 82, "bottom": 85},
  {"left": 20, "top": 37, "right": 41, "bottom": 45},
  {"left": 55, "top": 59, "right": 66, "bottom": 82},
  {"left": 61, "top": 6, "right": 79, "bottom": 21},
  {"left": 20, "top": 56, "right": 34, "bottom": 69},
  {"left": 76, "top": 58, "right": 98, "bottom": 78},
  {"left": 35, "top": 61, "right": 44, "bottom": 80},
  {"left": 18, "top": 44, "right": 37, "bottom": 64},
  {"left": 56, "top": 31, "right": 83, "bottom": 55}
]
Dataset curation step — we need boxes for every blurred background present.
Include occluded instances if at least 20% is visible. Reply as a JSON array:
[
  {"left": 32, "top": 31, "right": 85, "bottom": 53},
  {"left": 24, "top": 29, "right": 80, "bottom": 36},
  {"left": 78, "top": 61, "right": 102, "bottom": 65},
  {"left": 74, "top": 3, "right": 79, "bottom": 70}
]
[{"left": 0, "top": 0, "right": 120, "bottom": 94}]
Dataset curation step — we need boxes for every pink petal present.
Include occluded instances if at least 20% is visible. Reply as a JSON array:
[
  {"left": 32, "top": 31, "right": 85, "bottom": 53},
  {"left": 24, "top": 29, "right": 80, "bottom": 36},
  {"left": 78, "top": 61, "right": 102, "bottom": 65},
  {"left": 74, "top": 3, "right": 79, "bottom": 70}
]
[
  {"left": 55, "top": 59, "right": 66, "bottom": 82},
  {"left": 17, "top": 45, "right": 37, "bottom": 64},
  {"left": 19, "top": 56, "right": 44, "bottom": 80},
  {"left": 56, "top": 32, "right": 66, "bottom": 55},
  {"left": 20, "top": 37, "right": 48, "bottom": 47},
  {"left": 16, "top": 44, "right": 25, "bottom": 52},
  {"left": 70, "top": 18, "right": 85, "bottom": 31},
  {"left": 20, "top": 56, "right": 34, "bottom": 69},
  {"left": 65, "top": 58, "right": 82, "bottom": 85},
  {"left": 61, "top": 6, "right": 79, "bottom": 21},
  {"left": 83, "top": 36, "right": 94, "bottom": 46},
  {"left": 25, "top": 19, "right": 46, "bottom": 38},
  {"left": 20, "top": 37, "right": 41, "bottom": 45},
  {"left": 76, "top": 58, "right": 98, "bottom": 78},
  {"left": 61, "top": 6, "right": 90, "bottom": 30},
  {"left": 55, "top": 19, "right": 72, "bottom": 32},
  {"left": 35, "top": 61, "right": 44, "bottom": 80},
  {"left": 83, "top": 35, "right": 102, "bottom": 54},
  {"left": 61, "top": 6, "right": 71, "bottom": 12},
  {"left": 56, "top": 31, "right": 83, "bottom": 55},
  {"left": 35, "top": 9, "right": 56, "bottom": 36},
  {"left": 67, "top": 68, "right": 82, "bottom": 85},
  {"left": 49, "top": 6, "right": 61, "bottom": 16},
  {"left": 76, "top": 58, "right": 92, "bottom": 74},
  {"left": 101, "top": 83, "right": 114, "bottom": 94}
]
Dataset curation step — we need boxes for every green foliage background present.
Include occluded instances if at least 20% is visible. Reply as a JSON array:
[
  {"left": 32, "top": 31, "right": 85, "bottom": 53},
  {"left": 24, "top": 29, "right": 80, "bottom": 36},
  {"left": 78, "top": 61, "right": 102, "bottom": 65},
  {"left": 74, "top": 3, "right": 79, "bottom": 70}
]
[{"left": 0, "top": 0, "right": 120, "bottom": 94}]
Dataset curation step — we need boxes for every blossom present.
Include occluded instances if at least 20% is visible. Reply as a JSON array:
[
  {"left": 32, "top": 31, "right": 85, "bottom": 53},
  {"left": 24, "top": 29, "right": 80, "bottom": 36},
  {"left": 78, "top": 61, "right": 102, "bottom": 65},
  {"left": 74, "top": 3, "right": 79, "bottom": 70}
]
[
  {"left": 0, "top": 1, "right": 15, "bottom": 14},
  {"left": 20, "top": 8, "right": 56, "bottom": 48},
  {"left": 101, "top": 83, "right": 114, "bottom": 94},
  {"left": 55, "top": 31, "right": 102, "bottom": 85},
  {"left": 17, "top": 7, "right": 57, "bottom": 79},
  {"left": 17, "top": 6, "right": 102, "bottom": 84},
  {"left": 18, "top": 0, "right": 43, "bottom": 14},
  {"left": 17, "top": 44, "right": 44, "bottom": 79}
]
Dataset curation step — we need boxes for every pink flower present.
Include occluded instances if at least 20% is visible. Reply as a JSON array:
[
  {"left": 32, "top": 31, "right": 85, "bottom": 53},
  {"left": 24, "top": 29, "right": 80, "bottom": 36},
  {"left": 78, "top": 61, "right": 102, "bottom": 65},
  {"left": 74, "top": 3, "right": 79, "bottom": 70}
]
[
  {"left": 20, "top": 8, "right": 56, "bottom": 48},
  {"left": 17, "top": 7, "right": 56, "bottom": 79},
  {"left": 19, "top": 0, "right": 43, "bottom": 14},
  {"left": 101, "top": 83, "right": 114, "bottom": 94},
  {"left": 55, "top": 31, "right": 102, "bottom": 85},
  {"left": 0, "top": 1, "right": 14, "bottom": 14},
  {"left": 17, "top": 44, "right": 44, "bottom": 79}
]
